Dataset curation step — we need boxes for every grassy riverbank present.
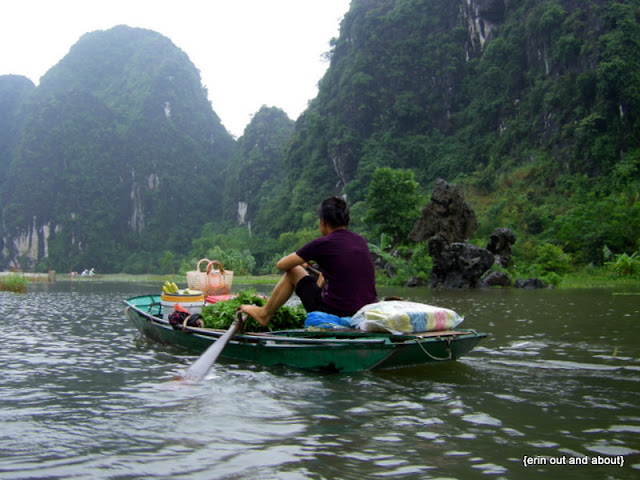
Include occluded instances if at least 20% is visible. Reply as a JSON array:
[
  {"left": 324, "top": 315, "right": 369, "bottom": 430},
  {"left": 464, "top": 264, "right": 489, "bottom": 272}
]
[
  {"left": 56, "top": 273, "right": 282, "bottom": 285},
  {"left": 55, "top": 271, "right": 640, "bottom": 290},
  {"left": 4, "top": 271, "right": 639, "bottom": 292},
  {"left": 559, "top": 272, "right": 640, "bottom": 290}
]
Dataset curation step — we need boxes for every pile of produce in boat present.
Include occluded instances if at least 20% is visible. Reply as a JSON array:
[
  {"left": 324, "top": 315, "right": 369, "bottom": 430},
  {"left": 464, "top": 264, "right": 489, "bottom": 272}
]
[
  {"left": 162, "top": 281, "right": 180, "bottom": 294},
  {"left": 201, "top": 289, "right": 306, "bottom": 332}
]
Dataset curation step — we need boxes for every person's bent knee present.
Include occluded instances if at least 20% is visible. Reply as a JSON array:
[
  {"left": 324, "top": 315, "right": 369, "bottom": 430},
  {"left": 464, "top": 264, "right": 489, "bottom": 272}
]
[{"left": 286, "top": 265, "right": 309, "bottom": 286}]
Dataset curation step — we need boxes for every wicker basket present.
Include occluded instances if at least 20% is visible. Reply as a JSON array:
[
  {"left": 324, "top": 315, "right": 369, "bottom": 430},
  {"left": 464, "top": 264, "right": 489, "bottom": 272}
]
[
  {"left": 204, "top": 260, "right": 234, "bottom": 296},
  {"left": 186, "top": 258, "right": 211, "bottom": 292}
]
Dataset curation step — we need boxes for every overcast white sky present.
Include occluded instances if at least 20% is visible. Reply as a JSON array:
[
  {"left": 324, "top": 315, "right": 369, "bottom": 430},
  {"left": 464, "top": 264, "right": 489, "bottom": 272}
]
[{"left": 1, "top": 0, "right": 351, "bottom": 137}]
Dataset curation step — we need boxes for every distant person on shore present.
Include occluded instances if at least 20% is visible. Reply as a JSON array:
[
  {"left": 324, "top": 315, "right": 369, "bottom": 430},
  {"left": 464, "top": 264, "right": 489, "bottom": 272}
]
[{"left": 241, "top": 196, "right": 377, "bottom": 325}]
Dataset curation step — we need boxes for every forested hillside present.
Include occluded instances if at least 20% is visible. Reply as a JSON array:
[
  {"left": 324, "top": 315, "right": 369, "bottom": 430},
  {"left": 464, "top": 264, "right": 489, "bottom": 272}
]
[
  {"left": 248, "top": 0, "right": 639, "bottom": 274},
  {"left": 220, "top": 106, "right": 295, "bottom": 230},
  {"left": 1, "top": 1, "right": 639, "bottom": 280},
  {"left": 0, "top": 26, "right": 234, "bottom": 273},
  {"left": 0, "top": 76, "right": 34, "bottom": 188}
]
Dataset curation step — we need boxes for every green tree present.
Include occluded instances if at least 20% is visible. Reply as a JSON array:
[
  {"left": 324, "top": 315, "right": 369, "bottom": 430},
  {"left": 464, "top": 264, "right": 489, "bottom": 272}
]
[
  {"left": 160, "top": 251, "right": 176, "bottom": 274},
  {"left": 363, "top": 167, "right": 422, "bottom": 244},
  {"left": 549, "top": 192, "right": 640, "bottom": 264}
]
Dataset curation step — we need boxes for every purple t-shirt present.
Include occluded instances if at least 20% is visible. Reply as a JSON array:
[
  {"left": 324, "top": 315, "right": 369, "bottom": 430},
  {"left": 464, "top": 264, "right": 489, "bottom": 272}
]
[{"left": 296, "top": 229, "right": 377, "bottom": 313}]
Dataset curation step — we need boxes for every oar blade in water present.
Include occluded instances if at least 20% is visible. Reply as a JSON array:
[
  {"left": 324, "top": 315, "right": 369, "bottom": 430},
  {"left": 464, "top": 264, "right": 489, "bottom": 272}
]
[{"left": 178, "top": 312, "right": 245, "bottom": 382}]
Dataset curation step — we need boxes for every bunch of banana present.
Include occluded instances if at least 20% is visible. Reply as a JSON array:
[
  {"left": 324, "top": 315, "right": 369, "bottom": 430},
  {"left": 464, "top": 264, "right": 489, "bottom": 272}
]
[{"left": 162, "top": 281, "right": 179, "bottom": 294}]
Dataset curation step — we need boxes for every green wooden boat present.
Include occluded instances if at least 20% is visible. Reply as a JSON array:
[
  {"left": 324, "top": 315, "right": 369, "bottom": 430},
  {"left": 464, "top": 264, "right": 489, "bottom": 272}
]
[{"left": 124, "top": 294, "right": 487, "bottom": 373}]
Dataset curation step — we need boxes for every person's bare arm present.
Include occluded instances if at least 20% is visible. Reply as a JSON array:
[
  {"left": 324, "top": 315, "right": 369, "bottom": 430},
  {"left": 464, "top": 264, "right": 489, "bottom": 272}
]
[{"left": 276, "top": 253, "right": 306, "bottom": 272}]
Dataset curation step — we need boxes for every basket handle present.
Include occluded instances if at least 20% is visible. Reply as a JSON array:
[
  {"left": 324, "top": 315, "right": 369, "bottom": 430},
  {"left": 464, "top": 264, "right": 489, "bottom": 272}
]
[
  {"left": 206, "top": 260, "right": 225, "bottom": 275},
  {"left": 196, "top": 258, "right": 211, "bottom": 272}
]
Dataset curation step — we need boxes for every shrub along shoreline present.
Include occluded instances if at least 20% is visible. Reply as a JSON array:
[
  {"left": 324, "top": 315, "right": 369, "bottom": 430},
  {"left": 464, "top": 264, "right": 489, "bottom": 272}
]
[{"left": 0, "top": 274, "right": 28, "bottom": 293}]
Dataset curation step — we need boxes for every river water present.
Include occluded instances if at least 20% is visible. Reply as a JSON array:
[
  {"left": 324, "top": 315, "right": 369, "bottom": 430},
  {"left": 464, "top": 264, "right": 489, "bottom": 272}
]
[{"left": 0, "top": 280, "right": 638, "bottom": 480}]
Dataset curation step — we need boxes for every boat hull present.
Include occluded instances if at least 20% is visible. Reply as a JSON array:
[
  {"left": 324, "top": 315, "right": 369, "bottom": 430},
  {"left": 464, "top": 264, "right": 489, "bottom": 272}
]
[{"left": 124, "top": 295, "right": 486, "bottom": 372}]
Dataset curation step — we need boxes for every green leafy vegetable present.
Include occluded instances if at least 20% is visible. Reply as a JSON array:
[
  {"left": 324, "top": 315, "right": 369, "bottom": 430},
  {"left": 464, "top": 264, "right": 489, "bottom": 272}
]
[{"left": 201, "top": 289, "right": 306, "bottom": 332}]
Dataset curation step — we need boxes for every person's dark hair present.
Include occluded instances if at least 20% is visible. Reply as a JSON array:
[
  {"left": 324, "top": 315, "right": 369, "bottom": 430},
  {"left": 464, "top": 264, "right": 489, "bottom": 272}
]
[{"left": 318, "top": 196, "right": 350, "bottom": 228}]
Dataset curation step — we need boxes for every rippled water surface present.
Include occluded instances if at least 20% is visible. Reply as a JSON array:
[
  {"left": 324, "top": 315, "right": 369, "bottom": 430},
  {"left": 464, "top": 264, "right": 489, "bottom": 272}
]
[{"left": 1, "top": 281, "right": 639, "bottom": 479}]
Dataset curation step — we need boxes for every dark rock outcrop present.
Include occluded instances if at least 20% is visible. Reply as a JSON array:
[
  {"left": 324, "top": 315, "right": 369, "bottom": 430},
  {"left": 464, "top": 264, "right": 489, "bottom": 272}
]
[
  {"left": 482, "top": 271, "right": 511, "bottom": 287},
  {"left": 372, "top": 253, "right": 395, "bottom": 278},
  {"left": 515, "top": 278, "right": 548, "bottom": 289},
  {"left": 409, "top": 179, "right": 478, "bottom": 244},
  {"left": 428, "top": 236, "right": 495, "bottom": 288},
  {"left": 406, "top": 276, "right": 426, "bottom": 287},
  {"left": 408, "top": 180, "right": 519, "bottom": 289},
  {"left": 487, "top": 227, "right": 516, "bottom": 267},
  {"left": 476, "top": 0, "right": 506, "bottom": 23}
]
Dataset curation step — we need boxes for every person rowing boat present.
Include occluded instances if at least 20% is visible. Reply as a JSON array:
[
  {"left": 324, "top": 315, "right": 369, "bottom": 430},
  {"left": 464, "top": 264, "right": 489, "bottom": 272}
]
[{"left": 241, "top": 196, "right": 378, "bottom": 326}]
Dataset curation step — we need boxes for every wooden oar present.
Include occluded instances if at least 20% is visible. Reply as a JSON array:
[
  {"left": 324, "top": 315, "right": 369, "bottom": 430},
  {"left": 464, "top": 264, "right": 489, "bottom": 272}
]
[
  {"left": 306, "top": 265, "right": 321, "bottom": 276},
  {"left": 178, "top": 310, "right": 245, "bottom": 382}
]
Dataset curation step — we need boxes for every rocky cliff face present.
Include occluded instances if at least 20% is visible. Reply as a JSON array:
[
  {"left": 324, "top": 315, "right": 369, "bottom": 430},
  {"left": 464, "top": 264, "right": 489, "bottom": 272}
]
[{"left": 463, "top": 0, "right": 505, "bottom": 54}]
